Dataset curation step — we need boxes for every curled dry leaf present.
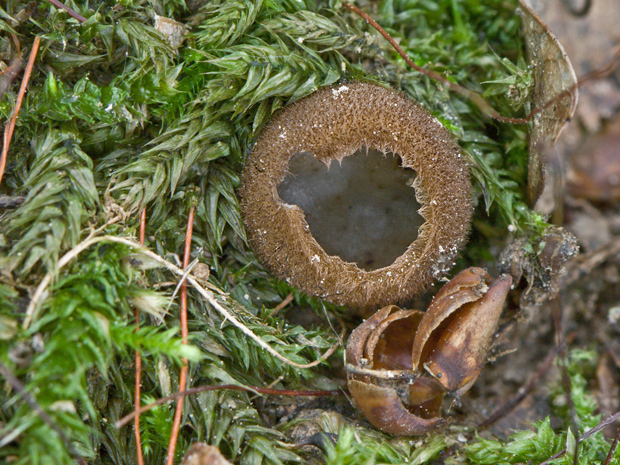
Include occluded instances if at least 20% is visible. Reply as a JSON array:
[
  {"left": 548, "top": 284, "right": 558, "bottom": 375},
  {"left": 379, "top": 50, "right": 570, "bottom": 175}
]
[
  {"left": 521, "top": 0, "right": 620, "bottom": 133},
  {"left": 345, "top": 268, "right": 512, "bottom": 435},
  {"left": 518, "top": 0, "right": 579, "bottom": 206}
]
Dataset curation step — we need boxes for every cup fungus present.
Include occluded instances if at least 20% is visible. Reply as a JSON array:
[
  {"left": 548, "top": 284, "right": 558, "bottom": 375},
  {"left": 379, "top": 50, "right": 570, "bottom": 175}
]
[
  {"left": 345, "top": 268, "right": 512, "bottom": 435},
  {"left": 239, "top": 82, "right": 473, "bottom": 313}
]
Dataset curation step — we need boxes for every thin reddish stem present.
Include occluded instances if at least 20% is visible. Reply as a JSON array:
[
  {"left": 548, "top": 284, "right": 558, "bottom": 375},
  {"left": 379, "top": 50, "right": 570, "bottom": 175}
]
[
  {"left": 1, "top": 37, "right": 40, "bottom": 188},
  {"left": 268, "top": 292, "right": 294, "bottom": 318},
  {"left": 341, "top": 3, "right": 619, "bottom": 126},
  {"left": 603, "top": 426, "right": 620, "bottom": 465},
  {"left": 181, "top": 207, "right": 194, "bottom": 343},
  {"left": 341, "top": 3, "right": 527, "bottom": 124},
  {"left": 116, "top": 384, "right": 341, "bottom": 429},
  {"left": 539, "top": 410, "right": 620, "bottom": 465},
  {"left": 139, "top": 207, "right": 146, "bottom": 244},
  {"left": 166, "top": 206, "right": 195, "bottom": 465},
  {"left": 45, "top": 0, "right": 87, "bottom": 22},
  {"left": 133, "top": 207, "right": 147, "bottom": 465}
]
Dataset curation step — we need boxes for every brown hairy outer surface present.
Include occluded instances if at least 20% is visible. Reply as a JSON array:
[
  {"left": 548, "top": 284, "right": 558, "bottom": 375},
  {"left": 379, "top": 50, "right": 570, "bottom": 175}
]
[{"left": 239, "top": 82, "right": 472, "bottom": 314}]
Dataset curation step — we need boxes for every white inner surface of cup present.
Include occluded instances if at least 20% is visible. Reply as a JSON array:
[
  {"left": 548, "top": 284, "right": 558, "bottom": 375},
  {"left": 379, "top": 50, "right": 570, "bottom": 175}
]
[{"left": 277, "top": 148, "right": 423, "bottom": 271}]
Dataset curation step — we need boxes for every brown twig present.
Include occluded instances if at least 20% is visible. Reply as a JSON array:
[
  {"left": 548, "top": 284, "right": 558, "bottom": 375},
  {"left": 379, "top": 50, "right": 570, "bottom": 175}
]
[
  {"left": 268, "top": 292, "right": 294, "bottom": 318},
  {"left": 539, "top": 410, "right": 620, "bottom": 465},
  {"left": 166, "top": 206, "right": 195, "bottom": 465},
  {"left": 133, "top": 207, "right": 147, "bottom": 465},
  {"left": 44, "top": 0, "right": 87, "bottom": 22},
  {"left": 115, "top": 384, "right": 341, "bottom": 429},
  {"left": 341, "top": 2, "right": 529, "bottom": 124},
  {"left": 0, "top": 362, "right": 87, "bottom": 465},
  {"left": 341, "top": 3, "right": 620, "bottom": 127},
  {"left": 603, "top": 426, "right": 620, "bottom": 465},
  {"left": 1, "top": 36, "right": 40, "bottom": 188}
]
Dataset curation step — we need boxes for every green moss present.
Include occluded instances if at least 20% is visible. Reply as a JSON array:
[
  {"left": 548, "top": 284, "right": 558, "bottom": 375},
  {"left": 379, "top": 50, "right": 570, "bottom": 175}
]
[
  {"left": 0, "top": 0, "right": 587, "bottom": 464},
  {"left": 466, "top": 350, "right": 612, "bottom": 465}
]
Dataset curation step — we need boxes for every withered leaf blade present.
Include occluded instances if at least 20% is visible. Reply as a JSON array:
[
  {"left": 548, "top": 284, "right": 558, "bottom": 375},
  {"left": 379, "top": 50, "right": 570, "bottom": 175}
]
[
  {"left": 520, "top": 0, "right": 620, "bottom": 133},
  {"left": 518, "top": 0, "right": 578, "bottom": 206}
]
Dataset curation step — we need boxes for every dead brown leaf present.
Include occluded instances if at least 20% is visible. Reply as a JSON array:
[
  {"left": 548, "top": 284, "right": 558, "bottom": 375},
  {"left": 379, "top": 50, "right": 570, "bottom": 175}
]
[
  {"left": 519, "top": 0, "right": 579, "bottom": 206},
  {"left": 567, "top": 113, "right": 620, "bottom": 202},
  {"left": 523, "top": 0, "right": 620, "bottom": 132}
]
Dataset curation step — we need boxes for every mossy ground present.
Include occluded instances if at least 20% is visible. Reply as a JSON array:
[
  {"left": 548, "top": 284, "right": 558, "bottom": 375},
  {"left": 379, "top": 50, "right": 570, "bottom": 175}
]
[{"left": 1, "top": 0, "right": 618, "bottom": 464}]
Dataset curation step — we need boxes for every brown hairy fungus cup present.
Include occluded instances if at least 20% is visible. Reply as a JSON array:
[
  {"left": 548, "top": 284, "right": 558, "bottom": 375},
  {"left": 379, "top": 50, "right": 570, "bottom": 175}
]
[
  {"left": 345, "top": 268, "right": 512, "bottom": 435},
  {"left": 239, "top": 82, "right": 472, "bottom": 314}
]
